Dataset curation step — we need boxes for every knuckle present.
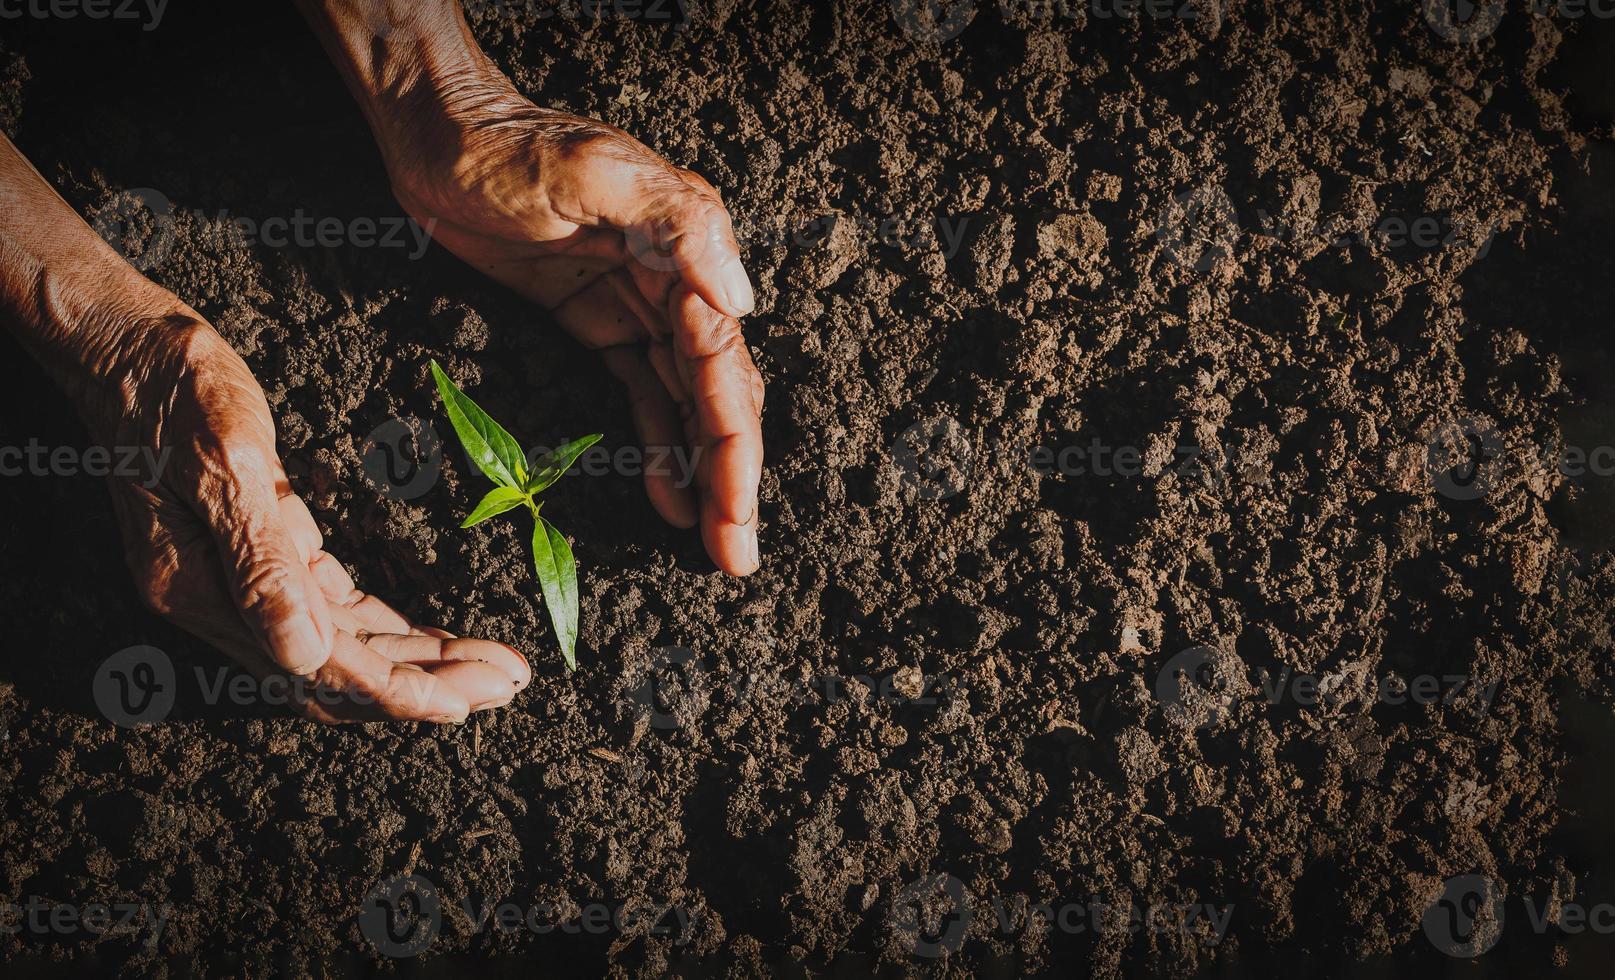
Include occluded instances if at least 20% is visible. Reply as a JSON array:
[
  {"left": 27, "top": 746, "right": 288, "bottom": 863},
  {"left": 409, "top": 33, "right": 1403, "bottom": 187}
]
[
  {"left": 188, "top": 436, "right": 279, "bottom": 513},
  {"left": 310, "top": 659, "right": 386, "bottom": 710},
  {"left": 546, "top": 121, "right": 642, "bottom": 174},
  {"left": 210, "top": 436, "right": 276, "bottom": 479},
  {"left": 386, "top": 671, "right": 437, "bottom": 714},
  {"left": 678, "top": 167, "right": 725, "bottom": 205},
  {"left": 702, "top": 314, "right": 747, "bottom": 357},
  {"left": 166, "top": 315, "right": 227, "bottom": 367},
  {"left": 236, "top": 556, "right": 302, "bottom": 619},
  {"left": 749, "top": 367, "right": 766, "bottom": 415},
  {"left": 131, "top": 313, "right": 224, "bottom": 376},
  {"left": 683, "top": 198, "right": 733, "bottom": 244}
]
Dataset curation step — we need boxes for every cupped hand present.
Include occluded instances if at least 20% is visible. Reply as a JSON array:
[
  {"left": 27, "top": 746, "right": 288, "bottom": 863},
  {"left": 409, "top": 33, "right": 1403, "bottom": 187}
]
[
  {"left": 88, "top": 307, "right": 531, "bottom": 724},
  {"left": 383, "top": 78, "right": 764, "bottom": 575}
]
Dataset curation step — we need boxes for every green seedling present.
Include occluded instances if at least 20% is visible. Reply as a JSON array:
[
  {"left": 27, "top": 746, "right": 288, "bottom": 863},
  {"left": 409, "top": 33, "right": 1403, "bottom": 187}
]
[{"left": 429, "top": 359, "right": 601, "bottom": 670}]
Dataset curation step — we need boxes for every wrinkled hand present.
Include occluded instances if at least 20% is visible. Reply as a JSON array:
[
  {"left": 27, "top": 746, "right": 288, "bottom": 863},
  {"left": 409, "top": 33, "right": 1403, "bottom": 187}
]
[
  {"left": 89, "top": 308, "right": 531, "bottom": 724},
  {"left": 383, "top": 77, "right": 764, "bottom": 575}
]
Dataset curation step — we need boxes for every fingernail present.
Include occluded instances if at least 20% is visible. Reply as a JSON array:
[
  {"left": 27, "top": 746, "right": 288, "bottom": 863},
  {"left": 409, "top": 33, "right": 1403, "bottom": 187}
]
[
  {"left": 746, "top": 526, "right": 760, "bottom": 571},
  {"left": 718, "top": 257, "right": 755, "bottom": 315},
  {"left": 270, "top": 616, "right": 328, "bottom": 675}
]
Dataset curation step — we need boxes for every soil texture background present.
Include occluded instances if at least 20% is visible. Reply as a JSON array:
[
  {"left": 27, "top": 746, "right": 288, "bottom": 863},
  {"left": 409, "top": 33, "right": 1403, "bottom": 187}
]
[{"left": 3, "top": 0, "right": 1615, "bottom": 976}]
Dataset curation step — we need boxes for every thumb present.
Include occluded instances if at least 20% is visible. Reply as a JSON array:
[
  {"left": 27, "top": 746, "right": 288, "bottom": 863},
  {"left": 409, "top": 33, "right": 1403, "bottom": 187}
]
[{"left": 195, "top": 443, "right": 335, "bottom": 676}]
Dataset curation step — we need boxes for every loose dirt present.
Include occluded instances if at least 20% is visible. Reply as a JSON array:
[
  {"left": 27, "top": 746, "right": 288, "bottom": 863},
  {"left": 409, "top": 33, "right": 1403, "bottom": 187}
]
[{"left": 2, "top": 1, "right": 1615, "bottom": 976}]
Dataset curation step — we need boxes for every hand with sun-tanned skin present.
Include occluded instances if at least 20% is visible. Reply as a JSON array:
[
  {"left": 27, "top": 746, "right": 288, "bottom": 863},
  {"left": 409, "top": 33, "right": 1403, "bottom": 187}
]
[
  {"left": 295, "top": 0, "right": 766, "bottom": 576},
  {"left": 0, "top": 0, "right": 761, "bottom": 724},
  {"left": 0, "top": 133, "right": 531, "bottom": 724}
]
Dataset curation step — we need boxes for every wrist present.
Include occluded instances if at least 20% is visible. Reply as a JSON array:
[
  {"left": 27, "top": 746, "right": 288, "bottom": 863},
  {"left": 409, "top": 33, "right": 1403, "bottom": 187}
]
[
  {"left": 294, "top": 0, "right": 517, "bottom": 195},
  {"left": 371, "top": 61, "right": 528, "bottom": 204},
  {"left": 0, "top": 132, "right": 203, "bottom": 437},
  {"left": 59, "top": 282, "right": 197, "bottom": 438}
]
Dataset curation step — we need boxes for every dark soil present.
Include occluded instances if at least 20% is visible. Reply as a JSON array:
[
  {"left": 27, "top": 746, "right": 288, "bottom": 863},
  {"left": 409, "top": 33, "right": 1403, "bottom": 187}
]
[{"left": 3, "top": 0, "right": 1615, "bottom": 976}]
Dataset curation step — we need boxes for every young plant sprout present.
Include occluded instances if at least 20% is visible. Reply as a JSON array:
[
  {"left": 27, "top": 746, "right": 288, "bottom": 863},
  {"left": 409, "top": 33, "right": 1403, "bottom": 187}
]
[{"left": 430, "top": 359, "right": 601, "bottom": 670}]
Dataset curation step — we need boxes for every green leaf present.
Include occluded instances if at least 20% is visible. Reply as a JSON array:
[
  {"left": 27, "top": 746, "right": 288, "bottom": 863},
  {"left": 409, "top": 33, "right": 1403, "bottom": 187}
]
[
  {"left": 461, "top": 487, "right": 528, "bottom": 528},
  {"left": 531, "top": 516, "right": 580, "bottom": 670},
  {"left": 429, "top": 359, "right": 528, "bottom": 490},
  {"left": 525, "top": 433, "right": 605, "bottom": 495}
]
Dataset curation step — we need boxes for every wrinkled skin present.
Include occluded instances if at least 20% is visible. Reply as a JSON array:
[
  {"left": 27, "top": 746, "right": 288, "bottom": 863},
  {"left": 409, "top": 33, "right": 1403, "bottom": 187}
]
[
  {"left": 77, "top": 75, "right": 763, "bottom": 723},
  {"left": 2, "top": 4, "right": 763, "bottom": 724},
  {"left": 86, "top": 308, "right": 531, "bottom": 724},
  {"left": 382, "top": 72, "right": 765, "bottom": 575}
]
